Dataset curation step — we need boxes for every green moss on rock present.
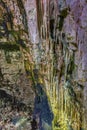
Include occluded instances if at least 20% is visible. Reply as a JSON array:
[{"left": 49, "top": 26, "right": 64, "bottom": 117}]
[{"left": 0, "top": 42, "right": 20, "bottom": 51}]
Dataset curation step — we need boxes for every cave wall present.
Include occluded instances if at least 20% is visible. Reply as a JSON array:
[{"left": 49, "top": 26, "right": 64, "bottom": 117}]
[
  {"left": 0, "top": 0, "right": 35, "bottom": 115},
  {"left": 0, "top": 0, "right": 87, "bottom": 130}
]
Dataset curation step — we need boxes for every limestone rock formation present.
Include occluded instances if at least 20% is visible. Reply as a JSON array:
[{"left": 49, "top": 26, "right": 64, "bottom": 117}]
[{"left": 0, "top": 0, "right": 87, "bottom": 130}]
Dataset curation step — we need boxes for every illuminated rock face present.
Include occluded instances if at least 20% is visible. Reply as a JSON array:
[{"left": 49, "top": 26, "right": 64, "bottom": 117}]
[
  {"left": 31, "top": 1, "right": 87, "bottom": 130},
  {"left": 0, "top": 0, "right": 87, "bottom": 130},
  {"left": 24, "top": 0, "right": 39, "bottom": 44}
]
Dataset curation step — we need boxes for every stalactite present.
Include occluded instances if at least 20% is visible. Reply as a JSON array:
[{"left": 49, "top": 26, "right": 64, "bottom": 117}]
[
  {"left": 35, "top": 1, "right": 83, "bottom": 129},
  {"left": 0, "top": 0, "right": 86, "bottom": 129}
]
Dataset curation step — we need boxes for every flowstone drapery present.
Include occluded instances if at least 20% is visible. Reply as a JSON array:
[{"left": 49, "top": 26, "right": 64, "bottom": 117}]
[{"left": 0, "top": 0, "right": 87, "bottom": 130}]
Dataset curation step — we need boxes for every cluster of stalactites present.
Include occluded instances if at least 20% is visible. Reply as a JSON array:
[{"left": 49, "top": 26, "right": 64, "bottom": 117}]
[{"left": 35, "top": 1, "right": 83, "bottom": 130}]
